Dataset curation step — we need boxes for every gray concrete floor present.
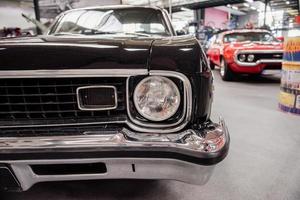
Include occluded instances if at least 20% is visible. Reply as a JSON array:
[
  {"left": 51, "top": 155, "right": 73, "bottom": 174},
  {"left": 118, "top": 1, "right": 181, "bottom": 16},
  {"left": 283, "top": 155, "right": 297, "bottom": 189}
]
[{"left": 1, "top": 71, "right": 300, "bottom": 200}]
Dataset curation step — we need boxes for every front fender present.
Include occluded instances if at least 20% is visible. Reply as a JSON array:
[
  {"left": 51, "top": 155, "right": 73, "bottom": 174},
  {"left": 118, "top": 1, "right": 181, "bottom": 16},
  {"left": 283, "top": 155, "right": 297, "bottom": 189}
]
[{"left": 149, "top": 36, "right": 213, "bottom": 125}]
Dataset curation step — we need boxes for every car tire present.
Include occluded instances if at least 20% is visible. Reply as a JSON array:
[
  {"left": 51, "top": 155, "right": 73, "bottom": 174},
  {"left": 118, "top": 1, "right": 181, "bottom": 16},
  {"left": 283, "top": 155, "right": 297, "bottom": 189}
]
[{"left": 220, "top": 58, "right": 234, "bottom": 81}]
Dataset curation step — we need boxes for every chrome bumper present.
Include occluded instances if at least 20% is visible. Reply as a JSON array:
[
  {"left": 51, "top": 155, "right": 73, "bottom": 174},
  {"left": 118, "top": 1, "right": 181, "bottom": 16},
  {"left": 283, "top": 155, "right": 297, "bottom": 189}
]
[{"left": 0, "top": 119, "right": 229, "bottom": 191}]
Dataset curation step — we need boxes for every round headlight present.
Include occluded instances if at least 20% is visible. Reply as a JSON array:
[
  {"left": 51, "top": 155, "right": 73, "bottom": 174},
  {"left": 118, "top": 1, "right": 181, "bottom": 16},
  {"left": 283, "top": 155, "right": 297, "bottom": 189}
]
[
  {"left": 239, "top": 54, "right": 246, "bottom": 62},
  {"left": 133, "top": 76, "right": 181, "bottom": 121},
  {"left": 247, "top": 54, "right": 255, "bottom": 62}
]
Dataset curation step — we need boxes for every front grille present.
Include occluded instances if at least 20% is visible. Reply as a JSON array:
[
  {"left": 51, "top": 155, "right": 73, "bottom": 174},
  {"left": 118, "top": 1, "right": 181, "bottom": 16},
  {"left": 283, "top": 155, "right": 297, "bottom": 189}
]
[
  {"left": 0, "top": 77, "right": 127, "bottom": 129},
  {"left": 246, "top": 53, "right": 283, "bottom": 62}
]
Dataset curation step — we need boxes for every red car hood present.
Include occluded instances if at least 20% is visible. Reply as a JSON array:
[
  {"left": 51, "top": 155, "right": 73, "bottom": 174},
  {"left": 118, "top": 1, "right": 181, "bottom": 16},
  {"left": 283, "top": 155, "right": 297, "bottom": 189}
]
[{"left": 225, "top": 42, "right": 283, "bottom": 51}]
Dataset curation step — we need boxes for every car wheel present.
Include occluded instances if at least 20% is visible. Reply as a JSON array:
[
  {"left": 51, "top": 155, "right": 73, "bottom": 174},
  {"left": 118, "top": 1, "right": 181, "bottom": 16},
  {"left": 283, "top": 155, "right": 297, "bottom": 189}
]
[
  {"left": 208, "top": 58, "right": 215, "bottom": 70},
  {"left": 220, "top": 58, "right": 234, "bottom": 81}
]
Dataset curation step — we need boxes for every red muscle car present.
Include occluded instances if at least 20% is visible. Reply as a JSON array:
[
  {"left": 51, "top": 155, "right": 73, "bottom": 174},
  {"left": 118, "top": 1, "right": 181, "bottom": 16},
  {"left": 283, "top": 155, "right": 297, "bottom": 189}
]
[{"left": 206, "top": 29, "right": 283, "bottom": 81}]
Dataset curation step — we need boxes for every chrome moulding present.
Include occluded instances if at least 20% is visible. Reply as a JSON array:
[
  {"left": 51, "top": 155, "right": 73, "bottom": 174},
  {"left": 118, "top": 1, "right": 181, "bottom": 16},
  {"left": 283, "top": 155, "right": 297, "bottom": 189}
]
[
  {"left": 0, "top": 69, "right": 148, "bottom": 78},
  {"left": 0, "top": 119, "right": 228, "bottom": 191},
  {"left": 76, "top": 85, "right": 118, "bottom": 111},
  {"left": 0, "top": 118, "right": 228, "bottom": 154},
  {"left": 234, "top": 49, "right": 283, "bottom": 67}
]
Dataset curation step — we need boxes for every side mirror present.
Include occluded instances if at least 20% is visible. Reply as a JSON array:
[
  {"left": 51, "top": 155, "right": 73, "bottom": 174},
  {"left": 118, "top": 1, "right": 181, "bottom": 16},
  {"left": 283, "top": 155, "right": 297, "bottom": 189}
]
[{"left": 176, "top": 30, "right": 186, "bottom": 36}]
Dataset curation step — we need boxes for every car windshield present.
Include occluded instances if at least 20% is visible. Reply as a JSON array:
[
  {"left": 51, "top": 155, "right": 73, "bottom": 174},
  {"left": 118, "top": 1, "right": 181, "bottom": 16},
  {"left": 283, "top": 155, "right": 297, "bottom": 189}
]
[
  {"left": 223, "top": 32, "right": 278, "bottom": 43},
  {"left": 50, "top": 8, "right": 171, "bottom": 37}
]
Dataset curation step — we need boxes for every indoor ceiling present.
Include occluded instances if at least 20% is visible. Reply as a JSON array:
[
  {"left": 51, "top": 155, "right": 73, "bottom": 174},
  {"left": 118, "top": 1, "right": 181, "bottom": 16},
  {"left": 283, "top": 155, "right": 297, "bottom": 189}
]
[
  {"left": 123, "top": 0, "right": 299, "bottom": 15},
  {"left": 122, "top": 0, "right": 245, "bottom": 11},
  {"left": 269, "top": 0, "right": 299, "bottom": 13},
  {"left": 267, "top": 0, "right": 299, "bottom": 26}
]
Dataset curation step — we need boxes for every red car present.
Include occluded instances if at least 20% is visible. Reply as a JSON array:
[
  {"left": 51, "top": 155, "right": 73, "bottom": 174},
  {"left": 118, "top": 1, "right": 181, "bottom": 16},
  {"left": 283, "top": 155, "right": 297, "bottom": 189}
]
[{"left": 206, "top": 29, "right": 283, "bottom": 81}]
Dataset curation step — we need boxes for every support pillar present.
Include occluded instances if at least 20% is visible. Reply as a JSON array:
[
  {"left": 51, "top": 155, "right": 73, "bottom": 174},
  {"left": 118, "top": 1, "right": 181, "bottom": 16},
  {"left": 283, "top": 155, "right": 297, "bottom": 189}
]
[{"left": 33, "top": 0, "right": 42, "bottom": 35}]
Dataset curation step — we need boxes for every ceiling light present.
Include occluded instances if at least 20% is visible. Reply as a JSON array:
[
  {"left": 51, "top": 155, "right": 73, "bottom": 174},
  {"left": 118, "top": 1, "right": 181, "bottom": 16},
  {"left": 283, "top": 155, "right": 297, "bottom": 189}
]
[
  {"left": 180, "top": 7, "right": 190, "bottom": 11},
  {"left": 286, "top": 1, "right": 290, "bottom": 4},
  {"left": 232, "top": 6, "right": 238, "bottom": 10},
  {"left": 245, "top": 0, "right": 253, "bottom": 3},
  {"left": 227, "top": 4, "right": 231, "bottom": 8},
  {"left": 250, "top": 6, "right": 256, "bottom": 10},
  {"left": 243, "top": 3, "right": 250, "bottom": 7}
]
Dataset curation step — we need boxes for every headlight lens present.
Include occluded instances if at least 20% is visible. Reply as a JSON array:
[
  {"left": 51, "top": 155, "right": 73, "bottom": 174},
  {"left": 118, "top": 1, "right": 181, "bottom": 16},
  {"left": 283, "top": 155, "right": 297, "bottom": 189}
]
[
  {"left": 247, "top": 54, "right": 255, "bottom": 62},
  {"left": 239, "top": 54, "right": 246, "bottom": 62},
  {"left": 133, "top": 76, "right": 181, "bottom": 121}
]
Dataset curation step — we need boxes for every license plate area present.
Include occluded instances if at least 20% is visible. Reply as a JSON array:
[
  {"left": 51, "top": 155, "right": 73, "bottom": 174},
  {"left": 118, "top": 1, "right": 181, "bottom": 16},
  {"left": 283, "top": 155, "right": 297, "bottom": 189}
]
[
  {"left": 30, "top": 163, "right": 107, "bottom": 175},
  {"left": 77, "top": 86, "right": 118, "bottom": 111}
]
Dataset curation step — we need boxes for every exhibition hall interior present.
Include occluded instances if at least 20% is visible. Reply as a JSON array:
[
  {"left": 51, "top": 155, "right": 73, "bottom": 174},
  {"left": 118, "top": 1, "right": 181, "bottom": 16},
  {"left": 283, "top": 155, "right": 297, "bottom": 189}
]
[{"left": 0, "top": 0, "right": 299, "bottom": 200}]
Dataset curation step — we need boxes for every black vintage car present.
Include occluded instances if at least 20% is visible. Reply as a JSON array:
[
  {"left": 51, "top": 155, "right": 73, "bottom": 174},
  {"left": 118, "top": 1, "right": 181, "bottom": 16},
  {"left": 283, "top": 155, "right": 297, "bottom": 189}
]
[{"left": 0, "top": 6, "right": 229, "bottom": 191}]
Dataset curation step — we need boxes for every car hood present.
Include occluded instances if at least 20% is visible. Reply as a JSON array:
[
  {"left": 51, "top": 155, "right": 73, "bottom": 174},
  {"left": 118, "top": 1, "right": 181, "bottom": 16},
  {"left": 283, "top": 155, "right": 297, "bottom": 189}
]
[
  {"left": 225, "top": 41, "right": 283, "bottom": 51},
  {"left": 0, "top": 36, "right": 153, "bottom": 70}
]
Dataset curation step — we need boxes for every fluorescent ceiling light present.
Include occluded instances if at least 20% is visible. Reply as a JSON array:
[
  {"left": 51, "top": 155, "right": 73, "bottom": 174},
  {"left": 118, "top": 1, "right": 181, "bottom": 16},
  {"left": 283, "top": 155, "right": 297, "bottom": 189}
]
[
  {"left": 286, "top": 1, "right": 290, "bottom": 4},
  {"left": 180, "top": 7, "right": 191, "bottom": 11},
  {"left": 232, "top": 6, "right": 238, "bottom": 10},
  {"left": 250, "top": 6, "right": 256, "bottom": 10},
  {"left": 243, "top": 3, "right": 250, "bottom": 7}
]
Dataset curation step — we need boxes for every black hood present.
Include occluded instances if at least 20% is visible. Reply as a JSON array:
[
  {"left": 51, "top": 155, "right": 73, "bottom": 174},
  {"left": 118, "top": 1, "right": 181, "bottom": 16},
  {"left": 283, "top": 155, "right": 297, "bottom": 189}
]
[{"left": 0, "top": 36, "right": 153, "bottom": 70}]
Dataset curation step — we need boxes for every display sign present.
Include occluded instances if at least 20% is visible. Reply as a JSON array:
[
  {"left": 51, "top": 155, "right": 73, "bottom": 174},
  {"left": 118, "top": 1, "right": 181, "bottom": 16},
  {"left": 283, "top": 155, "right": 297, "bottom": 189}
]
[{"left": 279, "top": 37, "right": 300, "bottom": 115}]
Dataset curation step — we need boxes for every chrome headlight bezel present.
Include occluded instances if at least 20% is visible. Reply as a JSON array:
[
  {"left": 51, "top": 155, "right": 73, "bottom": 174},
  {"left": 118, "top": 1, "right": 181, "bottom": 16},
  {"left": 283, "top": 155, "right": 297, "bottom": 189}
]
[{"left": 133, "top": 76, "right": 181, "bottom": 122}]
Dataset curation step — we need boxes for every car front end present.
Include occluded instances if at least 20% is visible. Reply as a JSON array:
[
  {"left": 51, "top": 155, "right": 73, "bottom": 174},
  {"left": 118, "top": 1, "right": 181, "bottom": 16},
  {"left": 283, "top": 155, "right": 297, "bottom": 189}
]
[
  {"left": 0, "top": 6, "right": 230, "bottom": 192},
  {"left": 232, "top": 48, "right": 283, "bottom": 74},
  {"left": 223, "top": 30, "right": 283, "bottom": 75}
]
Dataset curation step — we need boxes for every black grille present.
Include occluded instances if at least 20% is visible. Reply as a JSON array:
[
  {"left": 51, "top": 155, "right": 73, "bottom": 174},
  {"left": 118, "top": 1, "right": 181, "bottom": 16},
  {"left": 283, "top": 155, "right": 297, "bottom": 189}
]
[
  {"left": 243, "top": 53, "right": 283, "bottom": 62},
  {"left": 0, "top": 77, "right": 127, "bottom": 129}
]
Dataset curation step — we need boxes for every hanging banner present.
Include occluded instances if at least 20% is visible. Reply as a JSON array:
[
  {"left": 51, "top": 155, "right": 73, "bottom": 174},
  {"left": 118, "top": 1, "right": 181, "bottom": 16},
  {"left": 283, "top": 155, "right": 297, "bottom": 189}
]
[{"left": 279, "top": 37, "right": 300, "bottom": 115}]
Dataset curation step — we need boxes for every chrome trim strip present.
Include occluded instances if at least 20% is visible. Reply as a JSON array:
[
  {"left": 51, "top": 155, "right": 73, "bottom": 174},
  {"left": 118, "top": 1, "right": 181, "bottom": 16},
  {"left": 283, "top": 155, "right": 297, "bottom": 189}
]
[
  {"left": 7, "top": 158, "right": 215, "bottom": 191},
  {"left": 0, "top": 43, "right": 119, "bottom": 49},
  {"left": 0, "top": 121, "right": 126, "bottom": 129},
  {"left": 126, "top": 70, "right": 192, "bottom": 133},
  {"left": 162, "top": 8, "right": 175, "bottom": 36},
  {"left": 0, "top": 69, "right": 148, "bottom": 78},
  {"left": 234, "top": 50, "right": 283, "bottom": 67},
  {"left": 76, "top": 85, "right": 118, "bottom": 111}
]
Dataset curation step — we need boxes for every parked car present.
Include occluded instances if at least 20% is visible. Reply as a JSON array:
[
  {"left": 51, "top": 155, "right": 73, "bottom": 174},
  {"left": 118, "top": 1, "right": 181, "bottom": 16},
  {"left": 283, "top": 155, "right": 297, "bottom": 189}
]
[
  {"left": 0, "top": 6, "right": 229, "bottom": 191},
  {"left": 206, "top": 29, "right": 283, "bottom": 81}
]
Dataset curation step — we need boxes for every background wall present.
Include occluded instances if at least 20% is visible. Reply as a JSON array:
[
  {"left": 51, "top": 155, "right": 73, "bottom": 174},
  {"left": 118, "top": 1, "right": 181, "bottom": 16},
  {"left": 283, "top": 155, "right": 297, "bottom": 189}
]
[
  {"left": 0, "top": 0, "right": 34, "bottom": 29},
  {"left": 204, "top": 7, "right": 228, "bottom": 29},
  {"left": 237, "top": 10, "right": 259, "bottom": 28}
]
